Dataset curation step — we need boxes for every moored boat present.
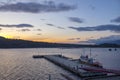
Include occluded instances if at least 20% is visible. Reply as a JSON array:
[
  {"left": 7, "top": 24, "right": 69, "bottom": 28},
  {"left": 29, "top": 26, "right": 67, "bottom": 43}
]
[{"left": 79, "top": 55, "right": 103, "bottom": 68}]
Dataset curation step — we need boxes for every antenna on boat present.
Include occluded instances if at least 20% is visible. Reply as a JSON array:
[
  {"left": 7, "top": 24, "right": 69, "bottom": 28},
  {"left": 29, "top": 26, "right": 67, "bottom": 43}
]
[
  {"left": 37, "top": 48, "right": 40, "bottom": 55},
  {"left": 60, "top": 48, "right": 63, "bottom": 56},
  {"left": 48, "top": 74, "right": 51, "bottom": 80},
  {"left": 90, "top": 48, "right": 91, "bottom": 58},
  {"left": 82, "top": 48, "right": 85, "bottom": 55}
]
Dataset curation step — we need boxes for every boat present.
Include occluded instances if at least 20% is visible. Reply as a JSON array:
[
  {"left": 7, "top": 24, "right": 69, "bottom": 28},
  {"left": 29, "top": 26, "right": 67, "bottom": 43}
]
[
  {"left": 79, "top": 55, "right": 103, "bottom": 68},
  {"left": 109, "top": 48, "right": 112, "bottom": 51},
  {"left": 79, "top": 48, "right": 102, "bottom": 68}
]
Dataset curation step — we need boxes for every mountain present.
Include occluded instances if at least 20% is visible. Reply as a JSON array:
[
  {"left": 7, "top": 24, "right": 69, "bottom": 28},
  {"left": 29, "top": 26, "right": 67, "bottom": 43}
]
[
  {"left": 95, "top": 40, "right": 120, "bottom": 45},
  {"left": 104, "top": 40, "right": 120, "bottom": 45},
  {"left": 0, "top": 36, "right": 82, "bottom": 48},
  {"left": 0, "top": 36, "right": 119, "bottom": 48}
]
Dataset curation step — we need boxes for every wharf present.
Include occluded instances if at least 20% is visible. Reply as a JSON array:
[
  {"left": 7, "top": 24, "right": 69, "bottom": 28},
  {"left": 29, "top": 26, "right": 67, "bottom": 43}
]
[{"left": 33, "top": 55, "right": 106, "bottom": 78}]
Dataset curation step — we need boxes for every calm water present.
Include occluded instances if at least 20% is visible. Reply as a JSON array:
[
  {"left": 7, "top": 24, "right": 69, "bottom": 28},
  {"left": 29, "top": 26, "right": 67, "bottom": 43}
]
[{"left": 0, "top": 48, "right": 120, "bottom": 80}]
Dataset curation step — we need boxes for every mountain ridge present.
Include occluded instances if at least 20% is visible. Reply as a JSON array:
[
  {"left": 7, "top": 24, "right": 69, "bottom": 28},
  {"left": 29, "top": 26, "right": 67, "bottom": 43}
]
[{"left": 0, "top": 36, "right": 119, "bottom": 48}]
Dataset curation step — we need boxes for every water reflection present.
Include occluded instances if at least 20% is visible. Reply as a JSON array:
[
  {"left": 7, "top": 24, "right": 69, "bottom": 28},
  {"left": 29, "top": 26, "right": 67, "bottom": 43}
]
[{"left": 0, "top": 48, "right": 120, "bottom": 80}]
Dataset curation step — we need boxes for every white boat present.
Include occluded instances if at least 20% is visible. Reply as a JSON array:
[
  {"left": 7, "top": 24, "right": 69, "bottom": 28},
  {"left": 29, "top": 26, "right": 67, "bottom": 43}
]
[{"left": 79, "top": 55, "right": 103, "bottom": 68}]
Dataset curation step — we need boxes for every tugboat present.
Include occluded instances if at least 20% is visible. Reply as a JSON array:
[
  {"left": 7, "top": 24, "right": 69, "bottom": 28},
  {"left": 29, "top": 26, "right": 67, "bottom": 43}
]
[
  {"left": 79, "top": 48, "right": 103, "bottom": 68},
  {"left": 79, "top": 55, "right": 103, "bottom": 68}
]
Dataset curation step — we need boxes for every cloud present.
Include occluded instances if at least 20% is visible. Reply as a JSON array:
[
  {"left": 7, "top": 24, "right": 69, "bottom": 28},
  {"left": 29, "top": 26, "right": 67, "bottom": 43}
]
[
  {"left": 46, "top": 23, "right": 65, "bottom": 29},
  {"left": 0, "top": 28, "right": 2, "bottom": 30},
  {"left": 0, "top": 1, "right": 76, "bottom": 13},
  {"left": 79, "top": 35, "right": 120, "bottom": 44},
  {"left": 36, "top": 29, "right": 41, "bottom": 31},
  {"left": 0, "top": 23, "right": 34, "bottom": 28},
  {"left": 46, "top": 23, "right": 54, "bottom": 26},
  {"left": 40, "top": 19, "right": 46, "bottom": 21},
  {"left": 69, "top": 17, "right": 84, "bottom": 23},
  {"left": 20, "top": 29, "right": 31, "bottom": 31},
  {"left": 69, "top": 24, "right": 120, "bottom": 33},
  {"left": 57, "top": 26, "right": 65, "bottom": 29},
  {"left": 68, "top": 38, "right": 80, "bottom": 40},
  {"left": 33, "top": 29, "right": 42, "bottom": 31},
  {"left": 111, "top": 16, "right": 120, "bottom": 23},
  {"left": 89, "top": 5, "right": 95, "bottom": 10},
  {"left": 37, "top": 33, "right": 41, "bottom": 35}
]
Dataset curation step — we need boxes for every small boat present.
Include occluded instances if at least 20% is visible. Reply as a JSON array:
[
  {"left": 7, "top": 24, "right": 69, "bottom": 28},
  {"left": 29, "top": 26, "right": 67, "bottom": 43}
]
[
  {"left": 114, "top": 48, "right": 117, "bottom": 51},
  {"left": 109, "top": 48, "right": 112, "bottom": 51},
  {"left": 79, "top": 55, "right": 103, "bottom": 68}
]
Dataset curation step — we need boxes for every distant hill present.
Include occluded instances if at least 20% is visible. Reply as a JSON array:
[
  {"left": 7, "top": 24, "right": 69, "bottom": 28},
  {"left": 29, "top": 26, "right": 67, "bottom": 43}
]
[
  {"left": 0, "top": 36, "right": 83, "bottom": 48},
  {"left": 103, "top": 40, "right": 120, "bottom": 45},
  {"left": 0, "top": 36, "right": 119, "bottom": 48},
  {"left": 96, "top": 40, "right": 120, "bottom": 45}
]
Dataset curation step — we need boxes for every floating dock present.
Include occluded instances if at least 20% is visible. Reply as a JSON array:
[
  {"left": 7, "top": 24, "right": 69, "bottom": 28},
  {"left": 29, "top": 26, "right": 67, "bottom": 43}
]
[{"left": 33, "top": 54, "right": 120, "bottom": 79}]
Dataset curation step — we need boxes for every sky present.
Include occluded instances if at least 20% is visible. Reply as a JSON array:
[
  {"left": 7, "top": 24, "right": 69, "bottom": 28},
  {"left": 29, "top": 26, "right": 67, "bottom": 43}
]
[{"left": 0, "top": 0, "right": 120, "bottom": 44}]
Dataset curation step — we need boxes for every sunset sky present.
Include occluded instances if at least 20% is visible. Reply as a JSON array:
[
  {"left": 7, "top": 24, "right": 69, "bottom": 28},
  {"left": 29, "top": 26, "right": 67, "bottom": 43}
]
[{"left": 0, "top": 0, "right": 120, "bottom": 44}]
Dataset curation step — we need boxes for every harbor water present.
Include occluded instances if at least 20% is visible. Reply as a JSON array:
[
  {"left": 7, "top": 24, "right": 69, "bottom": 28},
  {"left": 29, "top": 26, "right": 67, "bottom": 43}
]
[{"left": 0, "top": 48, "right": 120, "bottom": 80}]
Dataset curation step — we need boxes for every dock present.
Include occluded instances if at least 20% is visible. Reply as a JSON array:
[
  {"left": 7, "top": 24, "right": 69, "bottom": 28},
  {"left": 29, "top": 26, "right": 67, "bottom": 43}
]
[{"left": 33, "top": 54, "right": 120, "bottom": 79}]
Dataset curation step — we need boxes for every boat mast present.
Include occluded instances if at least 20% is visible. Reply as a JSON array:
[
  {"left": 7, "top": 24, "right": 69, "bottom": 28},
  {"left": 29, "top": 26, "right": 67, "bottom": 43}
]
[
  {"left": 90, "top": 48, "right": 91, "bottom": 58},
  {"left": 83, "top": 48, "right": 85, "bottom": 55}
]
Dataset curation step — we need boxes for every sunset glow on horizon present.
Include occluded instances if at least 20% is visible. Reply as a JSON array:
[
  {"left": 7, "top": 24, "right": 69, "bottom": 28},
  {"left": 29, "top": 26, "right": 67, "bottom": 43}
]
[{"left": 0, "top": 0, "right": 120, "bottom": 44}]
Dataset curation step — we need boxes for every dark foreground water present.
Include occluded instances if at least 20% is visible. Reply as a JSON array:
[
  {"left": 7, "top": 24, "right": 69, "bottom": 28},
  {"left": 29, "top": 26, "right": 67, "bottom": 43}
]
[{"left": 0, "top": 48, "right": 120, "bottom": 80}]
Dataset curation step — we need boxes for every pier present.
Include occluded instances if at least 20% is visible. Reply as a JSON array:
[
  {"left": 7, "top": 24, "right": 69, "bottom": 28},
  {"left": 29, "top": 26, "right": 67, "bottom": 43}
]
[{"left": 33, "top": 54, "right": 120, "bottom": 79}]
